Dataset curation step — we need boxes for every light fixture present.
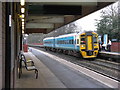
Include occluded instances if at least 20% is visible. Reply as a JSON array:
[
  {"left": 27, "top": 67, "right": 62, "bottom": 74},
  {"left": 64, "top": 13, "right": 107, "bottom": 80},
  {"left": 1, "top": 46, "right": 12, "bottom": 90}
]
[
  {"left": 22, "top": 24, "right": 24, "bottom": 27},
  {"left": 21, "top": 14, "right": 25, "bottom": 18},
  {"left": 21, "top": 8, "right": 25, "bottom": 13},
  {"left": 22, "top": 19, "right": 24, "bottom": 22},
  {"left": 25, "top": 34, "right": 28, "bottom": 37},
  {"left": 22, "top": 30, "right": 24, "bottom": 34},
  {"left": 20, "top": 0, "right": 25, "bottom": 6},
  {"left": 22, "top": 21, "right": 24, "bottom": 25},
  {"left": 22, "top": 26, "right": 24, "bottom": 30}
]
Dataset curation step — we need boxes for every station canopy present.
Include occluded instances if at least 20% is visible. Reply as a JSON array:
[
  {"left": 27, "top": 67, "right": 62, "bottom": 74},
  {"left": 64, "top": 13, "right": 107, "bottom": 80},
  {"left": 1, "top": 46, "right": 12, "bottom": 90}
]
[{"left": 25, "top": 0, "right": 114, "bottom": 34}]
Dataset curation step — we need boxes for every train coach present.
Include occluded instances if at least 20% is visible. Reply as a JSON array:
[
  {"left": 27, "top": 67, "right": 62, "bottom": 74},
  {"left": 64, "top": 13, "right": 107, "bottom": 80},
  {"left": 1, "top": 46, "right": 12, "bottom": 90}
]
[{"left": 43, "top": 31, "right": 99, "bottom": 58}]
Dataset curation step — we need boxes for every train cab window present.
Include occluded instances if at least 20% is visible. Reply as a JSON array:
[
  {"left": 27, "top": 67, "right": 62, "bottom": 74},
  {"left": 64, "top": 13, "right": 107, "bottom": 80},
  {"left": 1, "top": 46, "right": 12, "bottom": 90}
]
[
  {"left": 81, "top": 38, "right": 85, "bottom": 44},
  {"left": 81, "top": 38, "right": 85, "bottom": 41},
  {"left": 93, "top": 37, "right": 97, "bottom": 43},
  {"left": 81, "top": 35, "right": 85, "bottom": 37}
]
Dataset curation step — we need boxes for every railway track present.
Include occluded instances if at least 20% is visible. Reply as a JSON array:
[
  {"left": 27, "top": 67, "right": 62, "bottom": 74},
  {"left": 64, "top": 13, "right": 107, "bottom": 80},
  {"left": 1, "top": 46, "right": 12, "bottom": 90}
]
[
  {"left": 33, "top": 47, "right": 120, "bottom": 82},
  {"left": 75, "top": 59, "right": 120, "bottom": 82}
]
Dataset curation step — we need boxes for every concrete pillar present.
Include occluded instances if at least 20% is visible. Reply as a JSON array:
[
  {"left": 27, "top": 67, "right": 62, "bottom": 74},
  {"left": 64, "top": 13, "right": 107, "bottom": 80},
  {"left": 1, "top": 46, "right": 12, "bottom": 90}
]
[
  {"left": 0, "top": 2, "right": 2, "bottom": 89},
  {"left": 0, "top": 2, "right": 5, "bottom": 89}
]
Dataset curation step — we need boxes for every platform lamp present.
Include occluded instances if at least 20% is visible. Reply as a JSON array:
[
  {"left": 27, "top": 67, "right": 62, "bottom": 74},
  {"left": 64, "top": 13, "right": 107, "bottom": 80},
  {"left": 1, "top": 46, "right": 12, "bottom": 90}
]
[
  {"left": 20, "top": 0, "right": 25, "bottom": 33},
  {"left": 22, "top": 25, "right": 25, "bottom": 34},
  {"left": 20, "top": 0, "right": 25, "bottom": 6},
  {"left": 22, "top": 21, "right": 25, "bottom": 34},
  {"left": 21, "top": 8, "right": 25, "bottom": 13}
]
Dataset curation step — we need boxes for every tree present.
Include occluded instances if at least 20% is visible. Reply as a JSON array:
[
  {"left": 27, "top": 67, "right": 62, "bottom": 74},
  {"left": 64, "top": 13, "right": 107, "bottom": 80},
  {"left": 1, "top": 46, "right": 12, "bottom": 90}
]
[{"left": 96, "top": 1, "right": 120, "bottom": 40}]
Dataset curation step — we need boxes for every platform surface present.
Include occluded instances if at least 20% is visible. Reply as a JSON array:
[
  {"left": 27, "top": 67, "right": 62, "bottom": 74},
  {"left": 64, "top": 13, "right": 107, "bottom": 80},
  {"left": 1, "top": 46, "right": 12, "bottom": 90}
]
[
  {"left": 15, "top": 52, "right": 66, "bottom": 88},
  {"left": 15, "top": 48, "right": 119, "bottom": 89},
  {"left": 99, "top": 51, "right": 120, "bottom": 55}
]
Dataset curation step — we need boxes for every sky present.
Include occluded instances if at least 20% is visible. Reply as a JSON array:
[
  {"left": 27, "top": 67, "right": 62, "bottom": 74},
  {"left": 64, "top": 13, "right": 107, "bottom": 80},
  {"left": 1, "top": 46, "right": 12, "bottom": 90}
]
[
  {"left": 75, "top": 9, "right": 102, "bottom": 31},
  {"left": 75, "top": 1, "right": 118, "bottom": 32}
]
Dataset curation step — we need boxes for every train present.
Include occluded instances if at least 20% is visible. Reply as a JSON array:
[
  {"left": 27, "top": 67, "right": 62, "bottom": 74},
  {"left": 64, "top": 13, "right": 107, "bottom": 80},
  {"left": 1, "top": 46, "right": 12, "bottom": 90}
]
[{"left": 43, "top": 31, "right": 99, "bottom": 58}]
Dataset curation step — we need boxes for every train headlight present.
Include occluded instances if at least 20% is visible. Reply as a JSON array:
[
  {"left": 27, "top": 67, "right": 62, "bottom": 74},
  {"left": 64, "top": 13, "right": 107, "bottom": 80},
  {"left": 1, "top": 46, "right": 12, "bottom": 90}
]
[{"left": 81, "top": 45, "right": 84, "bottom": 47}]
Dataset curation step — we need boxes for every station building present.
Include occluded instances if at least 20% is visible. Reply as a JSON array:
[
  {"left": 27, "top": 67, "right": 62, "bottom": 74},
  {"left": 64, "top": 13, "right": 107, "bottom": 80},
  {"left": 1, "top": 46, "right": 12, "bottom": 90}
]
[{"left": 0, "top": 1, "right": 117, "bottom": 89}]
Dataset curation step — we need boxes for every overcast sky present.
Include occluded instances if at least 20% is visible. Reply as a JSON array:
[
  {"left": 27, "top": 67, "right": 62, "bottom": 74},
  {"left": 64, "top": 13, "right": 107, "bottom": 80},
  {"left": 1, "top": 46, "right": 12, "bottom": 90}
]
[
  {"left": 76, "top": 9, "right": 102, "bottom": 31},
  {"left": 75, "top": 1, "right": 118, "bottom": 32}
]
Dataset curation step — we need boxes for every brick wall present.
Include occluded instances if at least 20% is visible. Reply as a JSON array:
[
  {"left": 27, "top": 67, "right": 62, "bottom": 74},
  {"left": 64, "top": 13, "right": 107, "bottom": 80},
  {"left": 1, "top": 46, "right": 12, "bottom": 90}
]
[{"left": 111, "top": 42, "right": 120, "bottom": 52}]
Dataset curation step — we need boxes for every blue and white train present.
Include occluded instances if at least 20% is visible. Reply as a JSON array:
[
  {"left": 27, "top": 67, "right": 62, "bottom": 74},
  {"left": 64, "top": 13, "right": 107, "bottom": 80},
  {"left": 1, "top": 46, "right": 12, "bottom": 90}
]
[{"left": 43, "top": 31, "right": 99, "bottom": 58}]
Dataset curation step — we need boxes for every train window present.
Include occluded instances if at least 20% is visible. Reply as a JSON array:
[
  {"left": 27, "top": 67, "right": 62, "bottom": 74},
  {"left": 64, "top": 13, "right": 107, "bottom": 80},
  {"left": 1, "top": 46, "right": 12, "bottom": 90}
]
[
  {"left": 70, "top": 40, "right": 71, "bottom": 44},
  {"left": 66, "top": 40, "right": 67, "bottom": 44},
  {"left": 81, "top": 38, "right": 85, "bottom": 44},
  {"left": 45, "top": 41, "right": 52, "bottom": 44},
  {"left": 81, "top": 35, "right": 85, "bottom": 37},
  {"left": 67, "top": 40, "right": 69, "bottom": 44},
  {"left": 61, "top": 40, "right": 63, "bottom": 44},
  {"left": 69, "top": 40, "right": 71, "bottom": 44},
  {"left": 65, "top": 40, "right": 67, "bottom": 44},
  {"left": 64, "top": 40, "right": 65, "bottom": 44},
  {"left": 72, "top": 40, "right": 74, "bottom": 44},
  {"left": 93, "top": 37, "right": 97, "bottom": 43},
  {"left": 77, "top": 39, "right": 79, "bottom": 44},
  {"left": 64, "top": 40, "right": 66, "bottom": 44},
  {"left": 81, "top": 38, "right": 85, "bottom": 41}
]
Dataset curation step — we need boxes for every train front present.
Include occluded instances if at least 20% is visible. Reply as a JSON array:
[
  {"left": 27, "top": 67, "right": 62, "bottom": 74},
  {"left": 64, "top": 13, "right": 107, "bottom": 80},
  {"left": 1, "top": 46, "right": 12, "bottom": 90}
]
[{"left": 79, "top": 32, "right": 99, "bottom": 58}]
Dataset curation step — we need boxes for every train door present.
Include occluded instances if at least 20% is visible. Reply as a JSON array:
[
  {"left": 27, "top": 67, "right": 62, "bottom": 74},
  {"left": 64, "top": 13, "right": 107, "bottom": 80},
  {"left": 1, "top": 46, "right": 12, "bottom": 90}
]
[
  {"left": 75, "top": 35, "right": 80, "bottom": 51},
  {"left": 85, "top": 32, "right": 94, "bottom": 56},
  {"left": 87, "top": 35, "right": 93, "bottom": 50}
]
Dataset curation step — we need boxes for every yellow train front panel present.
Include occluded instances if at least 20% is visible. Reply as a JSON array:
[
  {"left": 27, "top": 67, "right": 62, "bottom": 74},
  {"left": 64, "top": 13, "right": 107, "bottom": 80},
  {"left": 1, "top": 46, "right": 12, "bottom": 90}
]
[{"left": 79, "top": 32, "right": 99, "bottom": 58}]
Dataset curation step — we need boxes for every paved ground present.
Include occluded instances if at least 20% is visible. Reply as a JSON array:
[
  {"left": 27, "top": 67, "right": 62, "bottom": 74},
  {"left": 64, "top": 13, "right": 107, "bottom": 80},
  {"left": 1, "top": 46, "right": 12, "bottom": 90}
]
[
  {"left": 15, "top": 52, "right": 66, "bottom": 88},
  {"left": 15, "top": 47, "right": 119, "bottom": 88},
  {"left": 31, "top": 48, "right": 112, "bottom": 88}
]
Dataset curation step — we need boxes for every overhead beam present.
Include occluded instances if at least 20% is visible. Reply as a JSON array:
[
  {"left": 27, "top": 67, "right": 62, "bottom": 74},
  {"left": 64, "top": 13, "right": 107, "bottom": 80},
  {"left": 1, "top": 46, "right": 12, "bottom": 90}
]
[
  {"left": 26, "top": 23, "right": 54, "bottom": 28},
  {"left": 26, "top": 2, "right": 115, "bottom": 34},
  {"left": 25, "top": 28, "right": 47, "bottom": 34},
  {"left": 28, "top": 5, "right": 82, "bottom": 15},
  {"left": 26, "top": 16, "right": 64, "bottom": 23},
  {"left": 28, "top": 2, "right": 97, "bottom": 6}
]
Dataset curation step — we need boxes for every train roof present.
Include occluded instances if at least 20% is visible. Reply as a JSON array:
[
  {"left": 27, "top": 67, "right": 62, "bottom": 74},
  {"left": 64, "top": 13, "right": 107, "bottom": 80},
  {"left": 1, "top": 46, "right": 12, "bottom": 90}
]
[
  {"left": 55, "top": 33, "right": 78, "bottom": 39},
  {"left": 43, "top": 31, "right": 97, "bottom": 41},
  {"left": 43, "top": 37, "right": 55, "bottom": 41}
]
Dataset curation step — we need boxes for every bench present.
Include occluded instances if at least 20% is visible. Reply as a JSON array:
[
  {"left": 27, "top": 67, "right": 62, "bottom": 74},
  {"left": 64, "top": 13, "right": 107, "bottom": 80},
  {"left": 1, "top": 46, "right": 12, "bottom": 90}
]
[{"left": 18, "top": 52, "right": 38, "bottom": 79}]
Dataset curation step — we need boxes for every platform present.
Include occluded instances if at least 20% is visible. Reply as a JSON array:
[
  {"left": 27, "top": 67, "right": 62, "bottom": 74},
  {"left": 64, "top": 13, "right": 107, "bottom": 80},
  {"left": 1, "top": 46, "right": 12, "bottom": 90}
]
[
  {"left": 15, "top": 52, "right": 66, "bottom": 88},
  {"left": 15, "top": 49, "right": 119, "bottom": 88},
  {"left": 99, "top": 51, "right": 120, "bottom": 55},
  {"left": 99, "top": 51, "right": 120, "bottom": 60}
]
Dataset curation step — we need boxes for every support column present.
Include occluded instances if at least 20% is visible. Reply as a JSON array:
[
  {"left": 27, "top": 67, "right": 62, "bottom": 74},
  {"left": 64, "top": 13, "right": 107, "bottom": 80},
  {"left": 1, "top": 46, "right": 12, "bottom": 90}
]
[
  {"left": 0, "top": 2, "right": 6, "bottom": 89},
  {"left": 0, "top": 1, "right": 3, "bottom": 89},
  {"left": 5, "top": 2, "right": 11, "bottom": 89}
]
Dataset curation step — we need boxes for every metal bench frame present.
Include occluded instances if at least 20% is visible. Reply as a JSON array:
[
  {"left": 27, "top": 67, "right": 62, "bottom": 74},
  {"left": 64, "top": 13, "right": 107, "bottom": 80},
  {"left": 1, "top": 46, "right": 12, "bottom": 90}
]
[{"left": 18, "top": 52, "right": 38, "bottom": 79}]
